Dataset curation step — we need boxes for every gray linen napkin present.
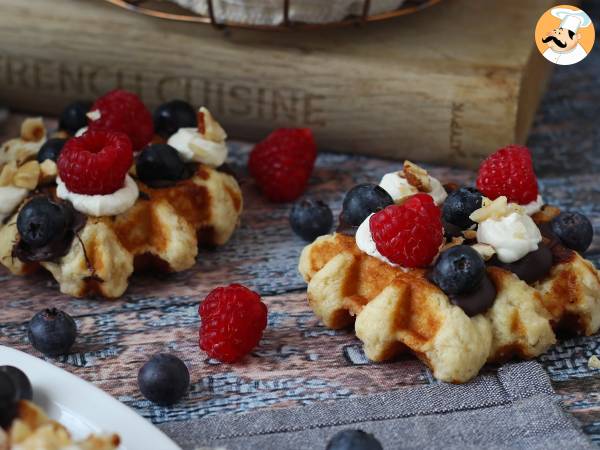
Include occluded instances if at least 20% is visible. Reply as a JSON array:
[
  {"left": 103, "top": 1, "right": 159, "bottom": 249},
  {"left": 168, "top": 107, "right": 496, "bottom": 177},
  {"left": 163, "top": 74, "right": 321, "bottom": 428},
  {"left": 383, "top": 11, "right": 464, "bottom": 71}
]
[{"left": 159, "top": 361, "right": 595, "bottom": 449}]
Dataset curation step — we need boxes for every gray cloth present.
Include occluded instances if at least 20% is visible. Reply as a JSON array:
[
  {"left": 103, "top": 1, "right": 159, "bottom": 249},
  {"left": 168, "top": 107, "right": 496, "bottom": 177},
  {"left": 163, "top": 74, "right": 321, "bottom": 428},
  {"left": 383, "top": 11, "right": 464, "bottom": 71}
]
[{"left": 159, "top": 361, "right": 595, "bottom": 449}]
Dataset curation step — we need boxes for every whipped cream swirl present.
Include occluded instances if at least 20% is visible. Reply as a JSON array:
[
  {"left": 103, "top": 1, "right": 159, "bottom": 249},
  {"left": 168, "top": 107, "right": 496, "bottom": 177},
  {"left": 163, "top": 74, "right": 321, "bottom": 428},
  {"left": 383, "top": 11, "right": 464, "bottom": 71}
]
[
  {"left": 379, "top": 171, "right": 447, "bottom": 206},
  {"left": 520, "top": 195, "right": 544, "bottom": 216}
]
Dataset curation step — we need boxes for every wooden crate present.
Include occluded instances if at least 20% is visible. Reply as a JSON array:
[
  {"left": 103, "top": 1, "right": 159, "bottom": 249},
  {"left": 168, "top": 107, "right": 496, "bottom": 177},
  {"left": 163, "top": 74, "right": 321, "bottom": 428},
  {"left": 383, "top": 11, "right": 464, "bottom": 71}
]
[{"left": 0, "top": 0, "right": 555, "bottom": 168}]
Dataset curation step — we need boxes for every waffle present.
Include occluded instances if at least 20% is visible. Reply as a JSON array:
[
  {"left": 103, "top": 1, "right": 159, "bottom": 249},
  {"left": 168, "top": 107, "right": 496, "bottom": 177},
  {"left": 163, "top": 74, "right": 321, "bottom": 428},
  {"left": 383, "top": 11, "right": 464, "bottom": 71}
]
[
  {"left": 298, "top": 229, "right": 600, "bottom": 383},
  {"left": 0, "top": 400, "right": 119, "bottom": 450}
]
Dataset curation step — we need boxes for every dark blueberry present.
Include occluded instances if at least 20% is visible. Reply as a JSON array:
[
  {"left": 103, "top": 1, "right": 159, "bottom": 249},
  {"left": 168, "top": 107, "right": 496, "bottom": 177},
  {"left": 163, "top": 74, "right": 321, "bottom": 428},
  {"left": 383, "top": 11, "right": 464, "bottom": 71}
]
[
  {"left": 326, "top": 429, "right": 383, "bottom": 450},
  {"left": 37, "top": 138, "right": 67, "bottom": 163},
  {"left": 442, "top": 187, "right": 483, "bottom": 230},
  {"left": 136, "top": 144, "right": 187, "bottom": 183},
  {"left": 290, "top": 199, "right": 333, "bottom": 241},
  {"left": 17, "top": 197, "right": 68, "bottom": 248},
  {"left": 59, "top": 101, "right": 91, "bottom": 135},
  {"left": 551, "top": 212, "right": 594, "bottom": 253},
  {"left": 443, "top": 220, "right": 463, "bottom": 240},
  {"left": 0, "top": 366, "right": 32, "bottom": 401},
  {"left": 339, "top": 184, "right": 394, "bottom": 227},
  {"left": 28, "top": 308, "right": 77, "bottom": 356},
  {"left": 431, "top": 245, "right": 485, "bottom": 295},
  {"left": 153, "top": 100, "right": 197, "bottom": 138},
  {"left": 138, "top": 354, "right": 190, "bottom": 406},
  {"left": 0, "top": 371, "right": 18, "bottom": 428}
]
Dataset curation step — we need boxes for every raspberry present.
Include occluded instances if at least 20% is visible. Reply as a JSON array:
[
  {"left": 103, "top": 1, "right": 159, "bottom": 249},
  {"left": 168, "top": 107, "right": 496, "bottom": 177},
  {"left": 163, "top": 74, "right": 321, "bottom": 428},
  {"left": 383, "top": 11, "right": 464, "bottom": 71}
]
[
  {"left": 370, "top": 193, "right": 443, "bottom": 268},
  {"left": 248, "top": 128, "right": 317, "bottom": 202},
  {"left": 476, "top": 145, "right": 538, "bottom": 204},
  {"left": 199, "top": 284, "right": 268, "bottom": 363},
  {"left": 57, "top": 130, "right": 133, "bottom": 195},
  {"left": 88, "top": 90, "right": 154, "bottom": 152}
]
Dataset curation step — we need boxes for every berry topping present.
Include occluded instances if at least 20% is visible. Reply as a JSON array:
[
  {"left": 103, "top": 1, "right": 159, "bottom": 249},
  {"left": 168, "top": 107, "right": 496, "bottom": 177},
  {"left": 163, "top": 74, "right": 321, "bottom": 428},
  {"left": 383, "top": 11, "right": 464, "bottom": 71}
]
[
  {"left": 326, "top": 430, "right": 383, "bottom": 450},
  {"left": 551, "top": 212, "right": 594, "bottom": 253},
  {"left": 153, "top": 100, "right": 197, "bottom": 138},
  {"left": 340, "top": 184, "right": 394, "bottom": 228},
  {"left": 58, "top": 129, "right": 133, "bottom": 195},
  {"left": 248, "top": 128, "right": 317, "bottom": 202},
  {"left": 476, "top": 145, "right": 539, "bottom": 204},
  {"left": 136, "top": 144, "right": 188, "bottom": 185},
  {"left": 369, "top": 193, "right": 443, "bottom": 268},
  {"left": 442, "top": 187, "right": 483, "bottom": 230},
  {"left": 59, "top": 101, "right": 91, "bottom": 135},
  {"left": 0, "top": 371, "right": 18, "bottom": 428},
  {"left": 0, "top": 366, "right": 32, "bottom": 402},
  {"left": 28, "top": 308, "right": 77, "bottom": 356},
  {"left": 289, "top": 199, "right": 333, "bottom": 241},
  {"left": 37, "top": 138, "right": 67, "bottom": 163},
  {"left": 138, "top": 354, "right": 190, "bottom": 406},
  {"left": 199, "top": 284, "right": 268, "bottom": 363},
  {"left": 88, "top": 90, "right": 154, "bottom": 151},
  {"left": 17, "top": 197, "right": 68, "bottom": 248},
  {"left": 431, "top": 245, "right": 486, "bottom": 295}
]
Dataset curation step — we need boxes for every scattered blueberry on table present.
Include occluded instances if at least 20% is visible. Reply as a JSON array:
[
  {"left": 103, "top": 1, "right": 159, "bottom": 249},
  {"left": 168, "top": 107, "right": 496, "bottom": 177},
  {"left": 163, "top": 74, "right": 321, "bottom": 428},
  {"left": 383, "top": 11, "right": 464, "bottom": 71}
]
[
  {"left": 290, "top": 199, "right": 333, "bottom": 241},
  {"left": 326, "top": 429, "right": 383, "bottom": 450},
  {"left": 138, "top": 354, "right": 190, "bottom": 406},
  {"left": 28, "top": 308, "right": 77, "bottom": 357}
]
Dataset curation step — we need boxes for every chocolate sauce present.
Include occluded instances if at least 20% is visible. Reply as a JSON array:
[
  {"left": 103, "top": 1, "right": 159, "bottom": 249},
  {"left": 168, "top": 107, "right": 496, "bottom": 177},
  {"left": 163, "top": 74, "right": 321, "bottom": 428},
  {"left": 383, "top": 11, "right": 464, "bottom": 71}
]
[
  {"left": 536, "top": 221, "right": 575, "bottom": 264},
  {"left": 488, "top": 243, "right": 553, "bottom": 284},
  {"left": 443, "top": 220, "right": 463, "bottom": 239},
  {"left": 448, "top": 273, "right": 497, "bottom": 317},
  {"left": 13, "top": 201, "right": 86, "bottom": 263},
  {"left": 139, "top": 163, "right": 195, "bottom": 189}
]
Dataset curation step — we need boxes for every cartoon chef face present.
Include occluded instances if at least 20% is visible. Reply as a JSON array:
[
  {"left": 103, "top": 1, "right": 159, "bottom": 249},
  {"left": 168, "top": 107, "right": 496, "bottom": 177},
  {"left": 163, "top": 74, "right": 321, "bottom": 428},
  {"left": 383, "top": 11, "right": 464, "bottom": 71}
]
[{"left": 542, "top": 27, "right": 581, "bottom": 53}]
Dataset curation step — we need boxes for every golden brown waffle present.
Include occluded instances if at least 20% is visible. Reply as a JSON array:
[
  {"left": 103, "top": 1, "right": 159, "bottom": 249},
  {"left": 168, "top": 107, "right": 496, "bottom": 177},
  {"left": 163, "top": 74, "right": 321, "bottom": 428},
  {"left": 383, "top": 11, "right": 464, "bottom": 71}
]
[
  {"left": 297, "top": 230, "right": 600, "bottom": 383},
  {"left": 0, "top": 164, "right": 242, "bottom": 298},
  {"left": 0, "top": 400, "right": 119, "bottom": 450}
]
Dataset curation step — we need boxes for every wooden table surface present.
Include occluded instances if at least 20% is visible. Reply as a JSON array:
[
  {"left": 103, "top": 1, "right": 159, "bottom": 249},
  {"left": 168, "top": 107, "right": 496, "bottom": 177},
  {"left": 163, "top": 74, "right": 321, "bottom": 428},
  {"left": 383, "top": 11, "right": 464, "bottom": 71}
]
[{"left": 1, "top": 3, "right": 600, "bottom": 445}]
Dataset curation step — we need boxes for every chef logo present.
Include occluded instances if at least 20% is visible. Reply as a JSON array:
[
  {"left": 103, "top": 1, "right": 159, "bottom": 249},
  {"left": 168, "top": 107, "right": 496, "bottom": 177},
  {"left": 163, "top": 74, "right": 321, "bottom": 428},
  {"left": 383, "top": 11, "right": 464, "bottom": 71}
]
[{"left": 535, "top": 5, "right": 594, "bottom": 66}]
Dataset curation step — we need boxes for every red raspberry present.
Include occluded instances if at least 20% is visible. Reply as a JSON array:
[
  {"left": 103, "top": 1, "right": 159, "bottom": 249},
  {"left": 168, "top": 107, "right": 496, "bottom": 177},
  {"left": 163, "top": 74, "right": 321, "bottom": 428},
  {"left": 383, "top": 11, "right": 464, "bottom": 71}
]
[
  {"left": 370, "top": 193, "right": 443, "bottom": 268},
  {"left": 58, "top": 130, "right": 133, "bottom": 195},
  {"left": 248, "top": 128, "right": 317, "bottom": 202},
  {"left": 88, "top": 90, "right": 154, "bottom": 152},
  {"left": 476, "top": 145, "right": 538, "bottom": 204},
  {"left": 199, "top": 284, "right": 268, "bottom": 363}
]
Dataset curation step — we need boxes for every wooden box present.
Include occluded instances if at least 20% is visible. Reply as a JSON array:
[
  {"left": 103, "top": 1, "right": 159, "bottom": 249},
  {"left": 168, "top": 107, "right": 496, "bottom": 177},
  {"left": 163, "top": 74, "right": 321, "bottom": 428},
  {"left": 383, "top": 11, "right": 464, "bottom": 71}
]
[{"left": 0, "top": 0, "right": 555, "bottom": 168}]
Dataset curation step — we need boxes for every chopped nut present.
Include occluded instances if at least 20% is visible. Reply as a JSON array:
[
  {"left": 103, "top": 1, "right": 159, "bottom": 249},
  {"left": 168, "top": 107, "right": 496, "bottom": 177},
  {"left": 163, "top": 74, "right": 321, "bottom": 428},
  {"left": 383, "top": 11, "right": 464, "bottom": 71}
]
[
  {"left": 463, "top": 229, "right": 477, "bottom": 240},
  {"left": 472, "top": 243, "right": 496, "bottom": 261},
  {"left": 20, "top": 117, "right": 46, "bottom": 142},
  {"left": 588, "top": 355, "right": 600, "bottom": 369},
  {"left": 0, "top": 161, "right": 17, "bottom": 186},
  {"left": 39, "top": 159, "right": 58, "bottom": 184},
  {"left": 51, "top": 130, "right": 70, "bottom": 139},
  {"left": 532, "top": 205, "right": 560, "bottom": 223},
  {"left": 403, "top": 160, "right": 431, "bottom": 193},
  {"left": 13, "top": 161, "right": 40, "bottom": 190},
  {"left": 200, "top": 107, "right": 227, "bottom": 142},
  {"left": 87, "top": 109, "right": 101, "bottom": 121},
  {"left": 441, "top": 236, "right": 465, "bottom": 252},
  {"left": 469, "top": 196, "right": 523, "bottom": 223}
]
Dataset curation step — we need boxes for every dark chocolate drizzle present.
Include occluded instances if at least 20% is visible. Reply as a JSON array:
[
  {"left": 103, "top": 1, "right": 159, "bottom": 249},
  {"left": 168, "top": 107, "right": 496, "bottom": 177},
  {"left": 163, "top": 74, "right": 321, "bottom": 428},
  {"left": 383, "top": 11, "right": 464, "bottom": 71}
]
[
  {"left": 12, "top": 200, "right": 86, "bottom": 263},
  {"left": 447, "top": 273, "right": 497, "bottom": 317},
  {"left": 488, "top": 243, "right": 553, "bottom": 284}
]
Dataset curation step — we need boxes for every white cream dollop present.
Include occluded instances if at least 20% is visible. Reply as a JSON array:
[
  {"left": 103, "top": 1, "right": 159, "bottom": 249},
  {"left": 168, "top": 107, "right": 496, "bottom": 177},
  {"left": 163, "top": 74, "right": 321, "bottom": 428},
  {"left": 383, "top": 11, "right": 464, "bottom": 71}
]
[
  {"left": 355, "top": 214, "right": 399, "bottom": 267},
  {"left": 476, "top": 212, "right": 542, "bottom": 263},
  {"left": 167, "top": 127, "right": 227, "bottom": 167},
  {"left": 56, "top": 175, "right": 139, "bottom": 217},
  {"left": 0, "top": 186, "right": 28, "bottom": 223},
  {"left": 520, "top": 195, "right": 544, "bottom": 216},
  {"left": 75, "top": 127, "right": 88, "bottom": 137},
  {"left": 379, "top": 171, "right": 447, "bottom": 205}
]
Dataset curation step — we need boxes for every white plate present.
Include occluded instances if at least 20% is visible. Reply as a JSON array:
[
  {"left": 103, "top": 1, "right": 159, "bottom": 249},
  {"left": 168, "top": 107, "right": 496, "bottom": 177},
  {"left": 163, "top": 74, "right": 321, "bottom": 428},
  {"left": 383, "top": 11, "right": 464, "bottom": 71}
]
[{"left": 0, "top": 345, "right": 181, "bottom": 450}]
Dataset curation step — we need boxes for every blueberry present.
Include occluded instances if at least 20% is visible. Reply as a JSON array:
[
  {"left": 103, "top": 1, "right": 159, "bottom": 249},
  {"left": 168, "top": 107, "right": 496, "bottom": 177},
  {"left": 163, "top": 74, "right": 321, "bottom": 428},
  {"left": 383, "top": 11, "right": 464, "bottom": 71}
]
[
  {"left": 37, "top": 138, "right": 67, "bottom": 163},
  {"left": 326, "top": 429, "right": 383, "bottom": 450},
  {"left": 153, "top": 100, "right": 197, "bottom": 138},
  {"left": 431, "top": 245, "right": 486, "bottom": 295},
  {"left": 17, "top": 197, "right": 67, "bottom": 248},
  {"left": 0, "top": 366, "right": 32, "bottom": 401},
  {"left": 442, "top": 187, "right": 483, "bottom": 230},
  {"left": 0, "top": 372, "right": 18, "bottom": 428},
  {"left": 290, "top": 199, "right": 333, "bottom": 241},
  {"left": 28, "top": 308, "right": 77, "bottom": 356},
  {"left": 551, "top": 212, "right": 594, "bottom": 253},
  {"left": 136, "top": 144, "right": 187, "bottom": 183},
  {"left": 339, "top": 184, "right": 394, "bottom": 227},
  {"left": 138, "top": 354, "right": 189, "bottom": 406},
  {"left": 59, "top": 101, "right": 91, "bottom": 135}
]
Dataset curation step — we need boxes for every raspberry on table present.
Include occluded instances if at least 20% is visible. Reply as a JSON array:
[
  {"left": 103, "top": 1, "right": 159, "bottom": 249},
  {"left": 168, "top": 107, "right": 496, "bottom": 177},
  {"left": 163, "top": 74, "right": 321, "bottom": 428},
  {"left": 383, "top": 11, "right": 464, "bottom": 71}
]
[
  {"left": 88, "top": 90, "right": 154, "bottom": 152},
  {"left": 248, "top": 128, "right": 317, "bottom": 202},
  {"left": 57, "top": 129, "right": 133, "bottom": 195},
  {"left": 476, "top": 145, "right": 538, "bottom": 204},
  {"left": 370, "top": 193, "right": 443, "bottom": 268},
  {"left": 199, "top": 284, "right": 268, "bottom": 363}
]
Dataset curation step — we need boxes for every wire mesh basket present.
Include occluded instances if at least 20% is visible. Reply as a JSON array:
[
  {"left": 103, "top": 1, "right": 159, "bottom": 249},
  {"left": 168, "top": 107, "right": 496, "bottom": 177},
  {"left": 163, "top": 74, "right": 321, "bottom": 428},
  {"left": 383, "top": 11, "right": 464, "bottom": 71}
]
[{"left": 104, "top": 0, "right": 443, "bottom": 30}]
